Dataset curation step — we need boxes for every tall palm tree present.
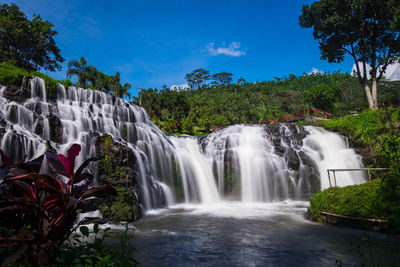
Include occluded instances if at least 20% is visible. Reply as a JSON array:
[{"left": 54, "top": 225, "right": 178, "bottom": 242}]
[
  {"left": 111, "top": 72, "right": 131, "bottom": 98},
  {"left": 66, "top": 57, "right": 97, "bottom": 88}
]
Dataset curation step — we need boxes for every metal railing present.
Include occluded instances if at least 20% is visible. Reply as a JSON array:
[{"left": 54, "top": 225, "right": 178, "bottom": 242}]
[{"left": 327, "top": 168, "right": 392, "bottom": 187}]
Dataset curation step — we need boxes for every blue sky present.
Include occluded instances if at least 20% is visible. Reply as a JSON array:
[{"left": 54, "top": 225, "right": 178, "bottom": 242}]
[{"left": 4, "top": 0, "right": 357, "bottom": 96}]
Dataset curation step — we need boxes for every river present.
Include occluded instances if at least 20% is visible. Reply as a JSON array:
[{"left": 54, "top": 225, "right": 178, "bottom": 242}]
[{"left": 129, "top": 201, "right": 400, "bottom": 267}]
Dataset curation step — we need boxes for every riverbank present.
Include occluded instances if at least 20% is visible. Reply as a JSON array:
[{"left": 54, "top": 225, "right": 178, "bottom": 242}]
[{"left": 308, "top": 108, "right": 400, "bottom": 233}]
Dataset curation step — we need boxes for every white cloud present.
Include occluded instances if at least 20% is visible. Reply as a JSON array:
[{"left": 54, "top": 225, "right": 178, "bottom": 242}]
[
  {"left": 308, "top": 67, "right": 324, "bottom": 75},
  {"left": 351, "top": 62, "right": 372, "bottom": 78},
  {"left": 384, "top": 63, "right": 400, "bottom": 81},
  {"left": 351, "top": 62, "right": 400, "bottom": 81},
  {"left": 206, "top": 42, "right": 246, "bottom": 57},
  {"left": 170, "top": 83, "right": 190, "bottom": 91}
]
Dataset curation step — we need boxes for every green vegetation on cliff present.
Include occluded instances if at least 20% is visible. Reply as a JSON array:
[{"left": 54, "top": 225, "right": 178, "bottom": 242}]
[
  {"left": 0, "top": 62, "right": 63, "bottom": 99},
  {"left": 320, "top": 107, "right": 400, "bottom": 172},
  {"left": 310, "top": 108, "right": 400, "bottom": 231}
]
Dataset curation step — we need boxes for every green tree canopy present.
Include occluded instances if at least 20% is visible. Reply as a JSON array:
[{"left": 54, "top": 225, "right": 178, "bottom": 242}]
[
  {"left": 0, "top": 3, "right": 64, "bottom": 71},
  {"left": 184, "top": 68, "right": 210, "bottom": 90},
  {"left": 299, "top": 0, "right": 400, "bottom": 110},
  {"left": 66, "top": 57, "right": 97, "bottom": 88},
  {"left": 302, "top": 84, "right": 337, "bottom": 111},
  {"left": 212, "top": 72, "right": 233, "bottom": 86},
  {"left": 67, "top": 57, "right": 131, "bottom": 98}
]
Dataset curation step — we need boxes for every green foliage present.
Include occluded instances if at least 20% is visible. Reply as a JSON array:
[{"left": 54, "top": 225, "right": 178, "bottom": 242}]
[
  {"left": 0, "top": 62, "right": 60, "bottom": 99},
  {"left": 0, "top": 3, "right": 64, "bottom": 71},
  {"left": 67, "top": 57, "right": 131, "bottom": 98},
  {"left": 58, "top": 223, "right": 138, "bottom": 266},
  {"left": 309, "top": 174, "right": 400, "bottom": 232},
  {"left": 299, "top": 0, "right": 400, "bottom": 109},
  {"left": 184, "top": 68, "right": 210, "bottom": 90},
  {"left": 310, "top": 179, "right": 385, "bottom": 221},
  {"left": 0, "top": 62, "right": 26, "bottom": 85},
  {"left": 138, "top": 71, "right": 385, "bottom": 135},
  {"left": 302, "top": 84, "right": 337, "bottom": 111},
  {"left": 0, "top": 144, "right": 117, "bottom": 266},
  {"left": 67, "top": 57, "right": 97, "bottom": 88},
  {"left": 100, "top": 188, "right": 138, "bottom": 222},
  {"left": 212, "top": 72, "right": 233, "bottom": 86},
  {"left": 320, "top": 107, "right": 400, "bottom": 172}
]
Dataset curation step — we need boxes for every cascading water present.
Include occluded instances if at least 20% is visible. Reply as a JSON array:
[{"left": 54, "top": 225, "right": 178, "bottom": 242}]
[{"left": 0, "top": 78, "right": 365, "bottom": 212}]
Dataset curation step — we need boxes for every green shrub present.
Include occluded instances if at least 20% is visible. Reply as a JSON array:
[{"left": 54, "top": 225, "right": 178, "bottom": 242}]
[
  {"left": 58, "top": 223, "right": 138, "bottom": 266},
  {"left": 310, "top": 179, "right": 384, "bottom": 221},
  {"left": 310, "top": 175, "right": 400, "bottom": 231}
]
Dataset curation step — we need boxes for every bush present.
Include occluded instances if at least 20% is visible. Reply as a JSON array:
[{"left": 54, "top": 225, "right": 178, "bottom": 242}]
[
  {"left": 309, "top": 179, "right": 384, "bottom": 221},
  {"left": 58, "top": 223, "right": 138, "bottom": 266},
  {"left": 0, "top": 144, "right": 117, "bottom": 266},
  {"left": 309, "top": 175, "right": 400, "bottom": 231}
]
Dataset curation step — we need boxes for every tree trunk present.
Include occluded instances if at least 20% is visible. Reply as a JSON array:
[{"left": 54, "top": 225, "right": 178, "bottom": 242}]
[
  {"left": 371, "top": 78, "right": 378, "bottom": 109},
  {"left": 364, "top": 83, "right": 378, "bottom": 110}
]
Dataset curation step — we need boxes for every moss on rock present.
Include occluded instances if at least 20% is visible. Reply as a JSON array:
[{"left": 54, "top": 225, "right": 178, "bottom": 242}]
[{"left": 100, "top": 187, "right": 141, "bottom": 222}]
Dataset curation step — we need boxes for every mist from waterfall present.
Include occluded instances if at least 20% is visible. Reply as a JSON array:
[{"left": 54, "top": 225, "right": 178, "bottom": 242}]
[{"left": 0, "top": 78, "right": 365, "bottom": 210}]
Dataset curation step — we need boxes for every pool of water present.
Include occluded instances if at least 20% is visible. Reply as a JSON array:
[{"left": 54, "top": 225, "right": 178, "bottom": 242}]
[{"left": 129, "top": 201, "right": 400, "bottom": 266}]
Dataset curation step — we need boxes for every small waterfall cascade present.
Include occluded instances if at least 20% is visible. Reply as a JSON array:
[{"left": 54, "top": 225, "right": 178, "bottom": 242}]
[
  {"left": 0, "top": 78, "right": 365, "bottom": 210},
  {"left": 302, "top": 126, "right": 365, "bottom": 188}
]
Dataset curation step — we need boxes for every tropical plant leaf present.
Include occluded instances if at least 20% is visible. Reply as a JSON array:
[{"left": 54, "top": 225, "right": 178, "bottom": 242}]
[
  {"left": 10, "top": 180, "right": 36, "bottom": 201},
  {"left": 19, "top": 155, "right": 44, "bottom": 173},
  {"left": 73, "top": 172, "right": 94, "bottom": 185},
  {"left": 65, "top": 144, "right": 81, "bottom": 177},
  {"left": 79, "top": 225, "right": 89, "bottom": 237},
  {"left": 5, "top": 167, "right": 28, "bottom": 178},
  {"left": 78, "top": 217, "right": 108, "bottom": 225},
  {"left": 45, "top": 151, "right": 68, "bottom": 178},
  {"left": 79, "top": 185, "right": 117, "bottom": 200},
  {"left": 73, "top": 157, "right": 98, "bottom": 184},
  {"left": 8, "top": 173, "right": 66, "bottom": 194}
]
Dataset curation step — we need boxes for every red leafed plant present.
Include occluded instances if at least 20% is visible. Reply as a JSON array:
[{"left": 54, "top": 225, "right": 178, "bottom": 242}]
[{"left": 0, "top": 144, "right": 117, "bottom": 266}]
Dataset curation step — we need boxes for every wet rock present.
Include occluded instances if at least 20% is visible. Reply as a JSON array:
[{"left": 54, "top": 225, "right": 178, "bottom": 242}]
[
  {"left": 3, "top": 84, "right": 30, "bottom": 103},
  {"left": 100, "top": 187, "right": 142, "bottom": 222},
  {"left": 48, "top": 114, "right": 63, "bottom": 143},
  {"left": 286, "top": 148, "right": 300, "bottom": 171}
]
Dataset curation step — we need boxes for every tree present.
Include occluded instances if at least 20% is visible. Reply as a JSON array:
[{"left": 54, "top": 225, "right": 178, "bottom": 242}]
[
  {"left": 66, "top": 57, "right": 97, "bottom": 88},
  {"left": 302, "top": 84, "right": 337, "bottom": 111},
  {"left": 0, "top": 3, "right": 64, "bottom": 71},
  {"left": 237, "top": 77, "right": 246, "bottom": 85},
  {"left": 212, "top": 72, "right": 233, "bottom": 86},
  {"left": 111, "top": 72, "right": 131, "bottom": 98},
  {"left": 184, "top": 68, "right": 210, "bottom": 90},
  {"left": 299, "top": 0, "right": 400, "bottom": 110}
]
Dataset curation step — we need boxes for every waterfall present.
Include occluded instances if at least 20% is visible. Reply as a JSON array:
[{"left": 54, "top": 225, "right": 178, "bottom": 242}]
[{"left": 0, "top": 78, "right": 365, "bottom": 210}]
